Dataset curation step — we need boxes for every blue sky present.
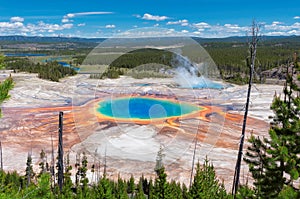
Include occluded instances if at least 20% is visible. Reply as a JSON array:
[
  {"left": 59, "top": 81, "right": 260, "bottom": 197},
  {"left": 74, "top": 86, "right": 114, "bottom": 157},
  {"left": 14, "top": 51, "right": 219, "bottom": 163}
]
[{"left": 0, "top": 0, "right": 299, "bottom": 38}]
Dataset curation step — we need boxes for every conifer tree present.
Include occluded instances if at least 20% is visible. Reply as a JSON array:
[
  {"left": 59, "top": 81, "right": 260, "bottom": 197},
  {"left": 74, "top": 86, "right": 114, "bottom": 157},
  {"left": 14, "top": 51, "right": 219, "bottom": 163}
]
[
  {"left": 127, "top": 174, "right": 135, "bottom": 198},
  {"left": 189, "top": 157, "right": 229, "bottom": 199},
  {"left": 35, "top": 173, "right": 53, "bottom": 198},
  {"left": 63, "top": 153, "right": 73, "bottom": 198},
  {"left": 148, "top": 178, "right": 154, "bottom": 199},
  {"left": 25, "top": 152, "right": 35, "bottom": 187},
  {"left": 79, "top": 152, "right": 89, "bottom": 196},
  {"left": 182, "top": 183, "right": 189, "bottom": 199},
  {"left": 115, "top": 175, "right": 128, "bottom": 199},
  {"left": 154, "top": 146, "right": 171, "bottom": 198},
  {"left": 244, "top": 55, "right": 300, "bottom": 198},
  {"left": 97, "top": 176, "right": 115, "bottom": 199},
  {"left": 38, "top": 149, "right": 46, "bottom": 177},
  {"left": 135, "top": 179, "right": 146, "bottom": 199}
]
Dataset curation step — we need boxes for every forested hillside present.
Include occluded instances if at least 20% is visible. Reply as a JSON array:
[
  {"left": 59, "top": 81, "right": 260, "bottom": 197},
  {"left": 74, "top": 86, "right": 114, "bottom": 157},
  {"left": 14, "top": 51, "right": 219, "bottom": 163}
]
[{"left": 5, "top": 57, "right": 77, "bottom": 82}]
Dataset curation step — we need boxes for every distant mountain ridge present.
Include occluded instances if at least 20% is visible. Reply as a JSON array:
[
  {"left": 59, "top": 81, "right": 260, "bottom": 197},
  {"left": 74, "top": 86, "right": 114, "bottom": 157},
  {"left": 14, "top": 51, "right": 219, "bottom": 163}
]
[{"left": 0, "top": 35, "right": 299, "bottom": 44}]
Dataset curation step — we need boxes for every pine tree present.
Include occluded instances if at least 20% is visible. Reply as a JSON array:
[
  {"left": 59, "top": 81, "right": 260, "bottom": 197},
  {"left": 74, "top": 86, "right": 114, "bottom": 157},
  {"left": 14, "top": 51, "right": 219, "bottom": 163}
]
[
  {"left": 148, "top": 178, "right": 154, "bottom": 199},
  {"left": 189, "top": 157, "right": 229, "bottom": 199},
  {"left": 182, "top": 183, "right": 189, "bottom": 199},
  {"left": 79, "top": 152, "right": 89, "bottom": 196},
  {"left": 97, "top": 176, "right": 115, "bottom": 199},
  {"left": 135, "top": 179, "right": 146, "bottom": 199},
  {"left": 127, "top": 174, "right": 135, "bottom": 198},
  {"left": 154, "top": 146, "right": 170, "bottom": 199},
  {"left": 35, "top": 173, "right": 53, "bottom": 198},
  {"left": 168, "top": 180, "right": 183, "bottom": 199},
  {"left": 115, "top": 175, "right": 128, "bottom": 199},
  {"left": 38, "top": 149, "right": 46, "bottom": 177},
  {"left": 25, "top": 152, "right": 35, "bottom": 187},
  {"left": 244, "top": 55, "right": 300, "bottom": 197},
  {"left": 154, "top": 166, "right": 169, "bottom": 199},
  {"left": 63, "top": 153, "right": 73, "bottom": 198},
  {"left": 243, "top": 134, "right": 282, "bottom": 197}
]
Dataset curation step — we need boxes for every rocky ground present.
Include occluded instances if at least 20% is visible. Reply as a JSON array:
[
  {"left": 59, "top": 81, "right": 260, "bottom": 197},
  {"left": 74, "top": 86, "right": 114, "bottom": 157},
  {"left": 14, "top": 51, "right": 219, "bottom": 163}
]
[{"left": 0, "top": 71, "right": 284, "bottom": 190}]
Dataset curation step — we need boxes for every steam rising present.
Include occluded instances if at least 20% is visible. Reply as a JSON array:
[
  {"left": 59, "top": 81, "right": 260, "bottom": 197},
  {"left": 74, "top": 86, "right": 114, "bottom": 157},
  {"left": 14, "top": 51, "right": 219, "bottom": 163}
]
[{"left": 173, "top": 54, "right": 225, "bottom": 89}]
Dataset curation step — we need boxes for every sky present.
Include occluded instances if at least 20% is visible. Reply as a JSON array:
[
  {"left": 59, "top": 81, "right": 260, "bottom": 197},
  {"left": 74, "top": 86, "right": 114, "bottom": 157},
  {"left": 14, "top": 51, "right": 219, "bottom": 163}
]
[{"left": 0, "top": 0, "right": 299, "bottom": 38}]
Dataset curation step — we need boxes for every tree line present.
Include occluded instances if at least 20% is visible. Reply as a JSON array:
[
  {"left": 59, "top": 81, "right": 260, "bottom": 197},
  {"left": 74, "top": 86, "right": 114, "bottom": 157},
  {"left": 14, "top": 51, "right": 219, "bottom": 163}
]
[
  {"left": 0, "top": 150, "right": 231, "bottom": 198},
  {"left": 5, "top": 57, "right": 77, "bottom": 82}
]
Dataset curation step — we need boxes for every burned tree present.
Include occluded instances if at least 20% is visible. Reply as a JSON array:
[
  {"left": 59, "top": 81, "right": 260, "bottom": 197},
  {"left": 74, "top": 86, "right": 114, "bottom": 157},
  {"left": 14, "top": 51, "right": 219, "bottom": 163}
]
[{"left": 232, "top": 21, "right": 259, "bottom": 196}]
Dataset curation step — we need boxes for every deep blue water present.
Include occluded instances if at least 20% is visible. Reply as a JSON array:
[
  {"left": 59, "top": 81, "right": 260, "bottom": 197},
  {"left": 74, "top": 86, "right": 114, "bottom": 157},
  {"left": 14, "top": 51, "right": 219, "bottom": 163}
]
[
  {"left": 97, "top": 97, "right": 201, "bottom": 120},
  {"left": 58, "top": 61, "right": 70, "bottom": 67}
]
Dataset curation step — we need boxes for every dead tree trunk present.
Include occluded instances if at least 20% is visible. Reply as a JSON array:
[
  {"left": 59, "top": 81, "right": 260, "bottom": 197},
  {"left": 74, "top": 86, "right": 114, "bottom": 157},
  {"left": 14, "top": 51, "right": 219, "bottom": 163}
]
[
  {"left": 57, "top": 111, "right": 64, "bottom": 192},
  {"left": 232, "top": 21, "right": 259, "bottom": 196},
  {"left": 0, "top": 141, "right": 3, "bottom": 171}
]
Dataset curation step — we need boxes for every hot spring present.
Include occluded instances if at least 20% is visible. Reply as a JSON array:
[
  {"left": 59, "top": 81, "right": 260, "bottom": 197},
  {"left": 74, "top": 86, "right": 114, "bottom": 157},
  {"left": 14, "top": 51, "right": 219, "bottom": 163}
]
[{"left": 97, "top": 97, "right": 202, "bottom": 120}]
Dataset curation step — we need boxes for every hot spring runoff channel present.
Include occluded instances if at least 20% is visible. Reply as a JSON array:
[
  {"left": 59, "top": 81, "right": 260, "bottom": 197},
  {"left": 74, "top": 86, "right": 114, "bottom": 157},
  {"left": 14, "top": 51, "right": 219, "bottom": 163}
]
[{"left": 97, "top": 97, "right": 202, "bottom": 120}]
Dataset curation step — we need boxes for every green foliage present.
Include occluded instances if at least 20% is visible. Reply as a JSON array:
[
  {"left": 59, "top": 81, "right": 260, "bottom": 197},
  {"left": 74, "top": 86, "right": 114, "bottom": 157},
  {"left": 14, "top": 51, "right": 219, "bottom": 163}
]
[
  {"left": 204, "top": 41, "right": 300, "bottom": 84},
  {"left": 115, "top": 176, "right": 128, "bottom": 199},
  {"left": 63, "top": 153, "right": 73, "bottom": 198},
  {"left": 244, "top": 56, "right": 300, "bottom": 197},
  {"left": 127, "top": 174, "right": 135, "bottom": 197},
  {"left": 110, "top": 48, "right": 173, "bottom": 69},
  {"left": 25, "top": 153, "right": 35, "bottom": 187},
  {"left": 136, "top": 179, "right": 146, "bottom": 199},
  {"left": 6, "top": 58, "right": 76, "bottom": 82},
  {"left": 35, "top": 173, "right": 53, "bottom": 198},
  {"left": 38, "top": 149, "right": 46, "bottom": 177},
  {"left": 0, "top": 156, "right": 234, "bottom": 199},
  {"left": 235, "top": 185, "right": 255, "bottom": 199},
  {"left": 0, "top": 76, "right": 14, "bottom": 117},
  {"left": 278, "top": 185, "right": 299, "bottom": 199},
  {"left": 0, "top": 55, "right": 5, "bottom": 69},
  {"left": 189, "top": 157, "right": 229, "bottom": 199},
  {"left": 154, "top": 166, "right": 170, "bottom": 199}
]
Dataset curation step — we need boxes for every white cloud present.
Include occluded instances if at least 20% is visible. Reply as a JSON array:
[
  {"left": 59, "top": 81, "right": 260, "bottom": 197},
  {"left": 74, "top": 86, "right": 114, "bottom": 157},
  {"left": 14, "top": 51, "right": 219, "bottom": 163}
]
[
  {"left": 118, "top": 28, "right": 187, "bottom": 38},
  {"left": 133, "top": 14, "right": 141, "bottom": 18},
  {"left": 62, "top": 23, "right": 73, "bottom": 29},
  {"left": 272, "top": 21, "right": 283, "bottom": 25},
  {"left": 77, "top": 23, "right": 86, "bottom": 27},
  {"left": 294, "top": 16, "right": 300, "bottom": 19},
  {"left": 223, "top": 24, "right": 248, "bottom": 33},
  {"left": 192, "top": 22, "right": 211, "bottom": 29},
  {"left": 10, "top": 16, "right": 24, "bottom": 22},
  {"left": 288, "top": 29, "right": 300, "bottom": 35},
  {"left": 264, "top": 21, "right": 293, "bottom": 31},
  {"left": 154, "top": 23, "right": 159, "bottom": 27},
  {"left": 61, "top": 18, "right": 70, "bottom": 23},
  {"left": 66, "top": 13, "right": 75, "bottom": 18},
  {"left": 181, "top": 30, "right": 189, "bottom": 33},
  {"left": 64, "top": 11, "right": 113, "bottom": 19},
  {"left": 190, "top": 22, "right": 251, "bottom": 37},
  {"left": 105, "top": 24, "right": 116, "bottom": 29},
  {"left": 167, "top": 19, "right": 189, "bottom": 26},
  {"left": 264, "top": 31, "right": 287, "bottom": 36},
  {"left": 0, "top": 22, "right": 20, "bottom": 29},
  {"left": 141, "top": 13, "right": 169, "bottom": 21}
]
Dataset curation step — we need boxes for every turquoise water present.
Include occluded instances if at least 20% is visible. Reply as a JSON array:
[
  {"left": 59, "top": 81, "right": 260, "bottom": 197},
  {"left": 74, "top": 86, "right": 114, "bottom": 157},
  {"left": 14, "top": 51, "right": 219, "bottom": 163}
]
[{"left": 97, "top": 97, "right": 200, "bottom": 120}]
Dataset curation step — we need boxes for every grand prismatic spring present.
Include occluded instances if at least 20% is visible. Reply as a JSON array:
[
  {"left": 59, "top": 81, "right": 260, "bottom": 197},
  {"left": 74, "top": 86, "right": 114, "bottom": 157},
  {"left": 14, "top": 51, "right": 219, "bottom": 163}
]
[{"left": 96, "top": 97, "right": 202, "bottom": 121}]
